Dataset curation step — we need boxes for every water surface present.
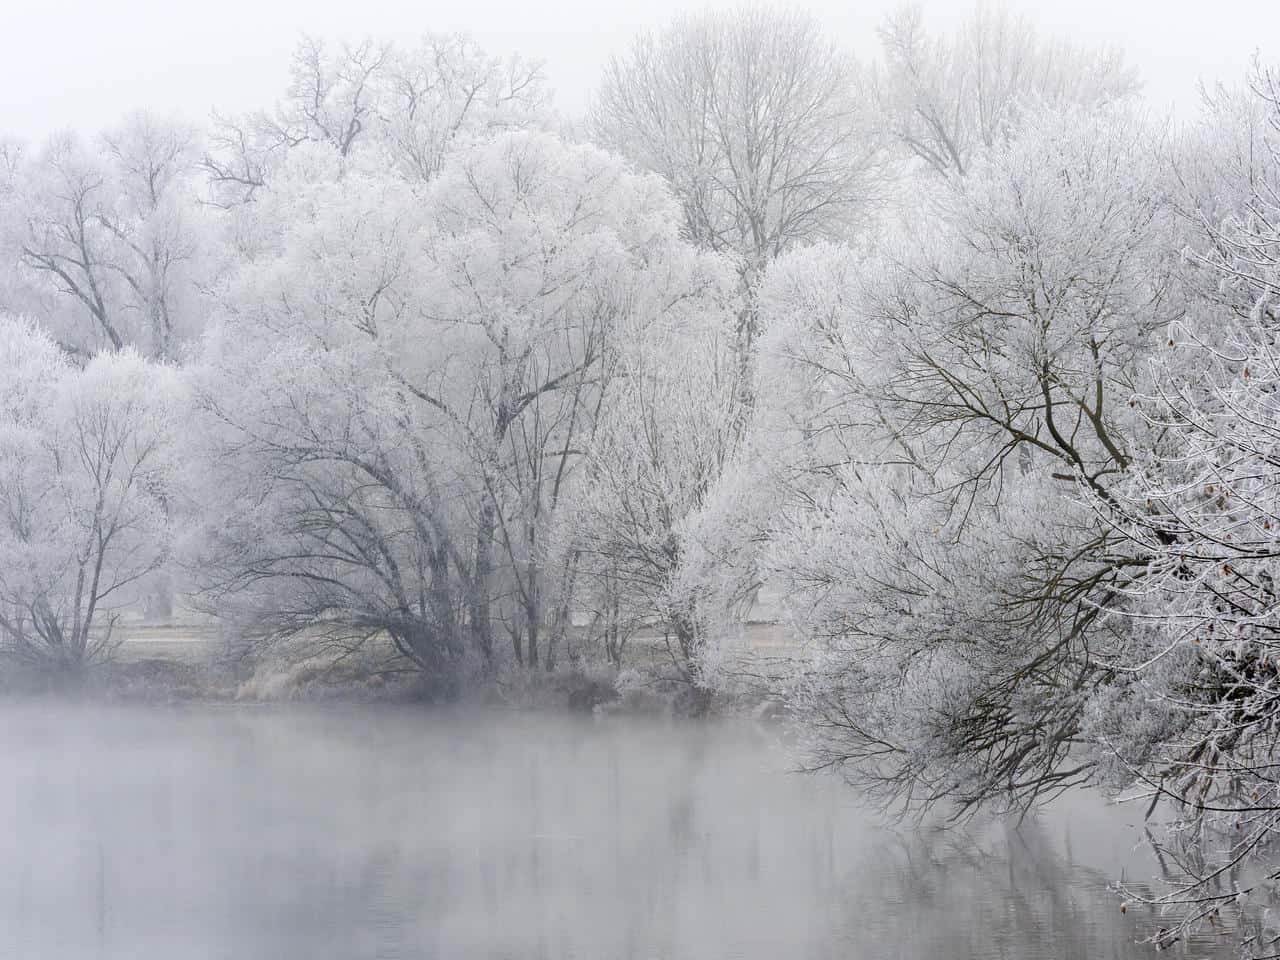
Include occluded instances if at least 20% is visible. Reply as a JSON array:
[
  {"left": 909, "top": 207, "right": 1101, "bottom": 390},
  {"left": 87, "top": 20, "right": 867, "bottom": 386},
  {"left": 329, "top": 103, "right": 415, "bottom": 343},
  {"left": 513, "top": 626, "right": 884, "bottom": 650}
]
[{"left": 0, "top": 704, "right": 1235, "bottom": 958}]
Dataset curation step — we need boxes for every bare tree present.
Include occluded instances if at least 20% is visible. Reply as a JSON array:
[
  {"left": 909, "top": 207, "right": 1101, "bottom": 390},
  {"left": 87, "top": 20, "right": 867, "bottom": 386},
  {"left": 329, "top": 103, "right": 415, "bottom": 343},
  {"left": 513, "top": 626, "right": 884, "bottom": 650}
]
[
  {"left": 13, "top": 134, "right": 126, "bottom": 355},
  {"left": 378, "top": 35, "right": 549, "bottom": 182},
  {"left": 202, "top": 34, "right": 547, "bottom": 204},
  {"left": 416, "top": 132, "right": 718, "bottom": 669},
  {"left": 98, "top": 113, "right": 201, "bottom": 359},
  {"left": 1094, "top": 65, "right": 1280, "bottom": 952},
  {"left": 566, "top": 320, "right": 750, "bottom": 679},
  {"left": 591, "top": 6, "right": 881, "bottom": 354},
  {"left": 190, "top": 132, "right": 714, "bottom": 678},
  {"left": 0, "top": 319, "right": 179, "bottom": 669},
  {"left": 5, "top": 116, "right": 203, "bottom": 359},
  {"left": 873, "top": 4, "right": 1139, "bottom": 176},
  {"left": 763, "top": 104, "right": 1180, "bottom": 816}
]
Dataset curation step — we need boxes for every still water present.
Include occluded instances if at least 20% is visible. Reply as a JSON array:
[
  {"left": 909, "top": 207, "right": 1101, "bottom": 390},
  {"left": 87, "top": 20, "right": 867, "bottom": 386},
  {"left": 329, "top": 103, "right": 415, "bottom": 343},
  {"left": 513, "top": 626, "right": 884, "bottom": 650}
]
[{"left": 0, "top": 704, "right": 1236, "bottom": 959}]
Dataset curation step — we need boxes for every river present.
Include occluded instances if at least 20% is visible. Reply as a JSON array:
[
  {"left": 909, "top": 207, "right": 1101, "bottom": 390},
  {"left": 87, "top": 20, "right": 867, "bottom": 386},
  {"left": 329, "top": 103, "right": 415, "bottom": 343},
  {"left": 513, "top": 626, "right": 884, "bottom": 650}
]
[{"left": 0, "top": 703, "right": 1238, "bottom": 958}]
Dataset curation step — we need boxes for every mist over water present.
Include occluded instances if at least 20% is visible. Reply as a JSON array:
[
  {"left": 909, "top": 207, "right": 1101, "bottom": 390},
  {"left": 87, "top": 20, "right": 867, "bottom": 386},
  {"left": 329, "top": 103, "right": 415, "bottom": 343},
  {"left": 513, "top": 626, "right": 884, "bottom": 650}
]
[{"left": 0, "top": 704, "right": 1236, "bottom": 959}]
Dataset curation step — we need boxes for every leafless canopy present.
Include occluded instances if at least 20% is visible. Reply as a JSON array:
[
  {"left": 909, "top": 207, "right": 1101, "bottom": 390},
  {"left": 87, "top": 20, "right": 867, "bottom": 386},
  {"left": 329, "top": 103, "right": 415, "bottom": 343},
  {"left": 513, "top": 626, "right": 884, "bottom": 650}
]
[{"left": 591, "top": 7, "right": 881, "bottom": 282}]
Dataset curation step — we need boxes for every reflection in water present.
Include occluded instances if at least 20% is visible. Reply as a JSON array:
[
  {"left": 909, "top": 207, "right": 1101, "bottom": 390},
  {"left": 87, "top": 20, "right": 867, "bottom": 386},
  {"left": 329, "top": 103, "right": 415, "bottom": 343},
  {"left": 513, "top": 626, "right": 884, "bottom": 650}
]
[
  {"left": 0, "top": 705, "right": 1239, "bottom": 959},
  {"left": 850, "top": 814, "right": 1237, "bottom": 958}
]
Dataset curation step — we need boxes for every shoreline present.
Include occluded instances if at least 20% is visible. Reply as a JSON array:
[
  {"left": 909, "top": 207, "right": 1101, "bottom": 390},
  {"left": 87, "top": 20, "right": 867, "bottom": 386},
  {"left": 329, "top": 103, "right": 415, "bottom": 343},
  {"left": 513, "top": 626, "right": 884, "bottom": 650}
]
[{"left": 0, "top": 629, "right": 796, "bottom": 723}]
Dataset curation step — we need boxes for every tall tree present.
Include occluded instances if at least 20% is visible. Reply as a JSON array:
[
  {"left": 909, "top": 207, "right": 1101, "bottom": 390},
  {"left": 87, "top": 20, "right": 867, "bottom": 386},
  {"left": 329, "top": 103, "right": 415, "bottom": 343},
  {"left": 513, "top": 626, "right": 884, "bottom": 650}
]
[
  {"left": 591, "top": 6, "right": 881, "bottom": 354},
  {"left": 3, "top": 115, "right": 205, "bottom": 359},
  {"left": 761, "top": 104, "right": 1181, "bottom": 814},
  {"left": 0, "top": 318, "right": 180, "bottom": 668},
  {"left": 190, "top": 132, "right": 717, "bottom": 676},
  {"left": 873, "top": 4, "right": 1139, "bottom": 176},
  {"left": 564, "top": 308, "right": 756, "bottom": 678},
  {"left": 1091, "top": 65, "right": 1280, "bottom": 947},
  {"left": 203, "top": 34, "right": 548, "bottom": 204}
]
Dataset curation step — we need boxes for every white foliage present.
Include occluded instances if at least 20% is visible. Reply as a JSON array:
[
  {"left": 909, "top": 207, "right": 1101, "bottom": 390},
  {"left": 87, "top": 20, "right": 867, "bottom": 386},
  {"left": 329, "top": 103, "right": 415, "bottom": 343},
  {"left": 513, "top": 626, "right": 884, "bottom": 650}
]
[
  {"left": 873, "top": 4, "right": 1139, "bottom": 176},
  {"left": 760, "top": 103, "right": 1179, "bottom": 811},
  {"left": 190, "top": 131, "right": 718, "bottom": 671},
  {"left": 564, "top": 309, "right": 751, "bottom": 676},
  {"left": 203, "top": 34, "right": 549, "bottom": 203},
  {"left": 592, "top": 5, "right": 882, "bottom": 277},
  {"left": 1083, "top": 67, "right": 1280, "bottom": 931},
  {"left": 0, "top": 317, "right": 180, "bottom": 665},
  {"left": 2, "top": 115, "right": 210, "bottom": 359}
]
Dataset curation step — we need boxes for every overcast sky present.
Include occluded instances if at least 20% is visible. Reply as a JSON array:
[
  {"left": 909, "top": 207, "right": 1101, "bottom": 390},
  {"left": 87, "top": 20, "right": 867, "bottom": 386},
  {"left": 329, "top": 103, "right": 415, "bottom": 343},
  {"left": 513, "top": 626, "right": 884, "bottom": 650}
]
[{"left": 2, "top": 0, "right": 1276, "bottom": 141}]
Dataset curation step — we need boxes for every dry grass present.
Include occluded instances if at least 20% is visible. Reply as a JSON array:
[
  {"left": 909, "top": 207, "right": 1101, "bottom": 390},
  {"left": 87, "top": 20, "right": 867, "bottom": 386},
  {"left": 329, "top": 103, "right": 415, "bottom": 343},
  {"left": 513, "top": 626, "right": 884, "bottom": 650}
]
[{"left": 110, "top": 621, "right": 806, "bottom": 699}]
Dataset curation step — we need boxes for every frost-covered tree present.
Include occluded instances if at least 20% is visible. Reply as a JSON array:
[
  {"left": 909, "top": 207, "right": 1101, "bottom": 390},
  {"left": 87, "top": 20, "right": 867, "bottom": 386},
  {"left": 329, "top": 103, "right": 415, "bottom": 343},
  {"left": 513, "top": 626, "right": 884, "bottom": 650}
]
[
  {"left": 762, "top": 105, "right": 1182, "bottom": 814},
  {"left": 377, "top": 35, "right": 551, "bottom": 182},
  {"left": 188, "top": 149, "right": 462, "bottom": 674},
  {"left": 0, "top": 318, "right": 180, "bottom": 668},
  {"left": 2, "top": 115, "right": 207, "bottom": 359},
  {"left": 873, "top": 4, "right": 1139, "bottom": 177},
  {"left": 1085, "top": 66, "right": 1280, "bottom": 949},
  {"left": 564, "top": 306, "right": 760, "bottom": 677},
  {"left": 190, "top": 132, "right": 715, "bottom": 677},
  {"left": 419, "top": 131, "right": 718, "bottom": 668},
  {"left": 591, "top": 6, "right": 881, "bottom": 353},
  {"left": 203, "top": 34, "right": 548, "bottom": 204},
  {"left": 584, "top": 5, "right": 871, "bottom": 668}
]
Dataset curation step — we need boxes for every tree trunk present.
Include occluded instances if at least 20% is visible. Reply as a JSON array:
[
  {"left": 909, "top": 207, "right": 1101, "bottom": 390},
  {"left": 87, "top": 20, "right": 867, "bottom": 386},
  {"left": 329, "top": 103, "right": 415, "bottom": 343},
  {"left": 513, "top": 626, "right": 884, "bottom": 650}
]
[
  {"left": 671, "top": 606, "right": 701, "bottom": 680},
  {"left": 526, "top": 571, "right": 539, "bottom": 670},
  {"left": 428, "top": 544, "right": 462, "bottom": 659},
  {"left": 470, "top": 501, "right": 495, "bottom": 661}
]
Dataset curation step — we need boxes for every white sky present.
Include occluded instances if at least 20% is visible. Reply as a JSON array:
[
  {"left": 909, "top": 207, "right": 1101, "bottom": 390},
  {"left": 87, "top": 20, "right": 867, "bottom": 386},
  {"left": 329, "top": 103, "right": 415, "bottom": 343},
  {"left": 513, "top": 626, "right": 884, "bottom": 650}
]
[{"left": 1, "top": 0, "right": 1276, "bottom": 141}]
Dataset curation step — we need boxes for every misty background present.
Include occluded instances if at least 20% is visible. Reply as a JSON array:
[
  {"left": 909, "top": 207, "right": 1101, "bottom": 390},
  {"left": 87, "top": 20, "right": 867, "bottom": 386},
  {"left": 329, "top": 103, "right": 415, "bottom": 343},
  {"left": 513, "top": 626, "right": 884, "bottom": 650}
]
[
  {"left": 3, "top": 1, "right": 1280, "bottom": 957},
  {"left": 4, "top": 0, "right": 1276, "bottom": 140}
]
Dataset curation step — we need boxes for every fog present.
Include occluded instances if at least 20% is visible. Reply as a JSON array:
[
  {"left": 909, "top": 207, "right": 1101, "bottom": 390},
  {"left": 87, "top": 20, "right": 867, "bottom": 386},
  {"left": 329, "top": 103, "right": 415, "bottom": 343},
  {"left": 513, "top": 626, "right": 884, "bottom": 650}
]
[
  {"left": 5, "top": 0, "right": 1280, "bottom": 952},
  {"left": 3, "top": 0, "right": 1277, "bottom": 140},
  {"left": 0, "top": 705, "right": 1234, "bottom": 959}
]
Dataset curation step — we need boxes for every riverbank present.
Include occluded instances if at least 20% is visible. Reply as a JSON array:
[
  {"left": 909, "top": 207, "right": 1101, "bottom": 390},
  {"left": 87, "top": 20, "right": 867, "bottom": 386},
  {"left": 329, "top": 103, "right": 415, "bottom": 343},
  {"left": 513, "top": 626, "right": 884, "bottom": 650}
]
[{"left": 0, "top": 622, "right": 798, "bottom": 721}]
